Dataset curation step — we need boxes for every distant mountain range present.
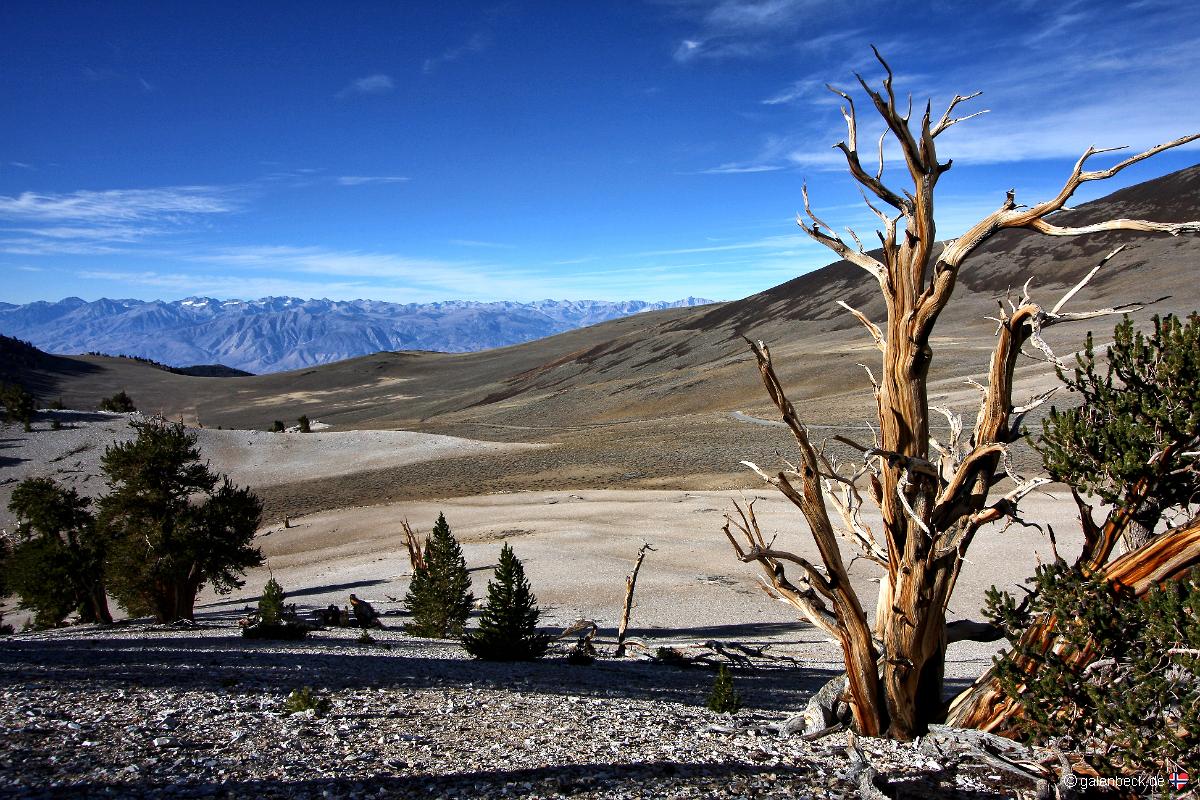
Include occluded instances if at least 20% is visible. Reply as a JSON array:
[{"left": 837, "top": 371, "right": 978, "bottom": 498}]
[{"left": 0, "top": 296, "right": 715, "bottom": 374}]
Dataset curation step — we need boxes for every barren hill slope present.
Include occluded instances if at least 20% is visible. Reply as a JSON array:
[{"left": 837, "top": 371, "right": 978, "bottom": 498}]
[{"left": 8, "top": 166, "right": 1200, "bottom": 515}]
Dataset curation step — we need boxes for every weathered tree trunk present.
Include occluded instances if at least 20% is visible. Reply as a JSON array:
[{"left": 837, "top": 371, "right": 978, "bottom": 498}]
[
  {"left": 725, "top": 48, "right": 1200, "bottom": 741},
  {"left": 615, "top": 542, "right": 654, "bottom": 658},
  {"left": 1121, "top": 496, "right": 1162, "bottom": 553}
]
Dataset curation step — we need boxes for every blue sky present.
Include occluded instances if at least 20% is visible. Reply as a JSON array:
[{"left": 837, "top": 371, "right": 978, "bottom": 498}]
[{"left": 2, "top": 0, "right": 1199, "bottom": 305}]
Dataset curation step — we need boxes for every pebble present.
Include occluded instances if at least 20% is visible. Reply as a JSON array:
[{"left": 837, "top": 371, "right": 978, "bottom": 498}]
[{"left": 0, "top": 622, "right": 1035, "bottom": 799}]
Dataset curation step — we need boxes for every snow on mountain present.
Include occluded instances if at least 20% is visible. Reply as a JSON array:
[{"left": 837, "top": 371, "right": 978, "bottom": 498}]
[{"left": 0, "top": 296, "right": 716, "bottom": 374}]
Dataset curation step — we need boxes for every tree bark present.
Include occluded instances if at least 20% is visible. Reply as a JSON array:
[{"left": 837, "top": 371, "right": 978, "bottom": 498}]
[
  {"left": 945, "top": 513, "right": 1200, "bottom": 732},
  {"left": 726, "top": 48, "right": 1200, "bottom": 742},
  {"left": 615, "top": 542, "right": 654, "bottom": 658}
]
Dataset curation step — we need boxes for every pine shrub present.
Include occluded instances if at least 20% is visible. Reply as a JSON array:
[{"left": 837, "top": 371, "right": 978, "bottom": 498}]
[
  {"left": 404, "top": 513, "right": 474, "bottom": 638},
  {"left": 259, "top": 577, "right": 285, "bottom": 625},
  {"left": 0, "top": 383, "right": 35, "bottom": 431},
  {"left": 1038, "top": 313, "right": 1200, "bottom": 548},
  {"left": 99, "top": 390, "right": 136, "bottom": 413},
  {"left": 706, "top": 664, "right": 742, "bottom": 713},
  {"left": 283, "top": 686, "right": 330, "bottom": 717},
  {"left": 985, "top": 563, "right": 1199, "bottom": 774},
  {"left": 462, "top": 543, "right": 550, "bottom": 661},
  {"left": 5, "top": 477, "right": 111, "bottom": 626},
  {"left": 100, "top": 418, "right": 263, "bottom": 622},
  {"left": 270, "top": 420, "right": 285, "bottom": 432},
  {"left": 297, "top": 415, "right": 311, "bottom": 433}
]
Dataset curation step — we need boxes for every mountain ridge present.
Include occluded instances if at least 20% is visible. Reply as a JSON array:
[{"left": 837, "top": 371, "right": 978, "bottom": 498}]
[{"left": 0, "top": 296, "right": 715, "bottom": 374}]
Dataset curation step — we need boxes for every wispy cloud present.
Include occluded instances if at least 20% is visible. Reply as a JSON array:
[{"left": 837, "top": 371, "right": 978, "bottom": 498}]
[
  {"left": 336, "top": 175, "right": 410, "bottom": 186},
  {"left": 0, "top": 186, "right": 237, "bottom": 224},
  {"left": 666, "top": 0, "right": 847, "bottom": 62},
  {"left": 0, "top": 185, "right": 243, "bottom": 255},
  {"left": 694, "top": 162, "right": 785, "bottom": 174},
  {"left": 336, "top": 73, "right": 395, "bottom": 98},
  {"left": 423, "top": 32, "right": 489, "bottom": 74}
]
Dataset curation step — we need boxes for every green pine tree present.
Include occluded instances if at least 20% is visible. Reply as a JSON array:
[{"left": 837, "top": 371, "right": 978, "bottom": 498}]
[
  {"left": 706, "top": 664, "right": 742, "bottom": 713},
  {"left": 259, "top": 577, "right": 285, "bottom": 625},
  {"left": 985, "top": 563, "right": 1200, "bottom": 774},
  {"left": 99, "top": 418, "right": 263, "bottom": 622},
  {"left": 5, "top": 477, "right": 111, "bottom": 626},
  {"left": 404, "top": 513, "right": 475, "bottom": 638},
  {"left": 99, "top": 390, "right": 136, "bottom": 413},
  {"left": 1038, "top": 313, "right": 1200, "bottom": 550},
  {"left": 462, "top": 543, "right": 550, "bottom": 661},
  {"left": 0, "top": 383, "right": 36, "bottom": 431}
]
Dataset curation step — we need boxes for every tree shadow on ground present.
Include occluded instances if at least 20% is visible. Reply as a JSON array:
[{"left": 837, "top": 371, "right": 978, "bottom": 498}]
[
  {"left": 0, "top": 631, "right": 837, "bottom": 712},
  {"left": 0, "top": 436, "right": 28, "bottom": 468},
  {"left": 195, "top": 579, "right": 389, "bottom": 609},
  {"left": 12, "top": 760, "right": 1013, "bottom": 799}
]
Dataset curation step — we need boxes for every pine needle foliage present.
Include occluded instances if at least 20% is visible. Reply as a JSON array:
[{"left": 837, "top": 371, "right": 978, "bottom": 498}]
[
  {"left": 462, "top": 543, "right": 550, "bottom": 661},
  {"left": 1, "top": 383, "right": 35, "bottom": 431},
  {"left": 985, "top": 563, "right": 1199, "bottom": 774},
  {"left": 258, "top": 577, "right": 285, "bottom": 625},
  {"left": 99, "top": 390, "right": 136, "bottom": 413},
  {"left": 283, "top": 686, "right": 330, "bottom": 717},
  {"left": 404, "top": 513, "right": 474, "bottom": 638},
  {"left": 706, "top": 664, "right": 742, "bottom": 713},
  {"left": 99, "top": 418, "right": 263, "bottom": 622},
  {"left": 1038, "top": 313, "right": 1200, "bottom": 546},
  {"left": 5, "top": 477, "right": 111, "bottom": 626}
]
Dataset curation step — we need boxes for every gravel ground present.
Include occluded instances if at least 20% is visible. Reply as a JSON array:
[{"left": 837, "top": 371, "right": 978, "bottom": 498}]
[{"left": 0, "top": 623, "right": 1039, "bottom": 799}]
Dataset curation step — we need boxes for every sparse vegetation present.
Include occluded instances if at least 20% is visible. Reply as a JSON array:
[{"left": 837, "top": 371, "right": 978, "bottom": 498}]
[
  {"left": 0, "top": 383, "right": 35, "bottom": 431},
  {"left": 99, "top": 390, "right": 136, "bottom": 413},
  {"left": 283, "top": 686, "right": 331, "bottom": 717},
  {"left": 462, "top": 543, "right": 550, "bottom": 661},
  {"left": 99, "top": 418, "right": 263, "bottom": 622},
  {"left": 242, "top": 576, "right": 309, "bottom": 640},
  {"left": 5, "top": 477, "right": 111, "bottom": 627},
  {"left": 706, "top": 665, "right": 741, "bottom": 713},
  {"left": 297, "top": 415, "right": 311, "bottom": 433},
  {"left": 270, "top": 420, "right": 285, "bottom": 432},
  {"left": 404, "top": 513, "right": 475, "bottom": 638},
  {"left": 258, "top": 577, "right": 285, "bottom": 625}
]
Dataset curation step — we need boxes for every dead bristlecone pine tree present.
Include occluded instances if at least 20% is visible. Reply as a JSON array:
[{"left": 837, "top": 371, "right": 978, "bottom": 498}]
[
  {"left": 721, "top": 47, "right": 1200, "bottom": 740},
  {"left": 462, "top": 543, "right": 550, "bottom": 661},
  {"left": 404, "top": 513, "right": 474, "bottom": 638}
]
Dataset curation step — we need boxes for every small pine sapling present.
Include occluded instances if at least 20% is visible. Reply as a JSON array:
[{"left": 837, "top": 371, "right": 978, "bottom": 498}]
[
  {"left": 297, "top": 415, "right": 311, "bottom": 433},
  {"left": 99, "top": 390, "right": 136, "bottom": 413},
  {"left": 404, "top": 513, "right": 474, "bottom": 638},
  {"left": 283, "top": 686, "right": 331, "bottom": 717},
  {"left": 259, "top": 577, "right": 285, "bottom": 625},
  {"left": 706, "top": 664, "right": 742, "bottom": 713},
  {"left": 462, "top": 543, "right": 550, "bottom": 661}
]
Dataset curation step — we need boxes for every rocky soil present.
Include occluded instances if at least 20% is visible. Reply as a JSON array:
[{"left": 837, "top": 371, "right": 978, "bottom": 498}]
[{"left": 0, "top": 623, "right": 1040, "bottom": 799}]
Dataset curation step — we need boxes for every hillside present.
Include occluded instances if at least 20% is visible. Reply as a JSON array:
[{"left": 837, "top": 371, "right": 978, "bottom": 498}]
[{"left": 6, "top": 165, "right": 1199, "bottom": 516}]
